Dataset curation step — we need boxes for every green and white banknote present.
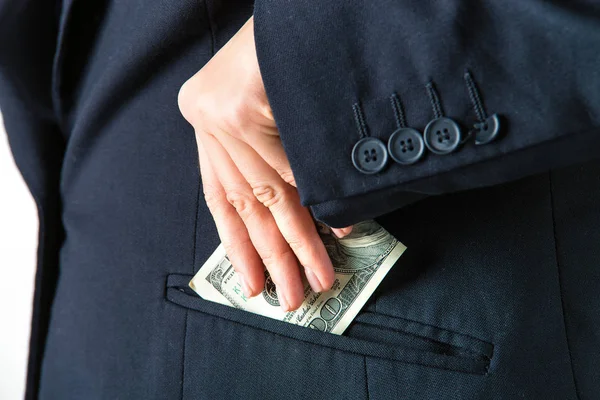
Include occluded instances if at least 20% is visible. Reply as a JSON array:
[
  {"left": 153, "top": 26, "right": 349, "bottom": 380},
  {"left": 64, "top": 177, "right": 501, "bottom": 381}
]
[{"left": 189, "top": 220, "right": 406, "bottom": 335}]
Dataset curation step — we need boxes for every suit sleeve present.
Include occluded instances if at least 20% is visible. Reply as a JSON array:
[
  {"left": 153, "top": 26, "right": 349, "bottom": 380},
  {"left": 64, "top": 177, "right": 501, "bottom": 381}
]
[{"left": 253, "top": 0, "right": 600, "bottom": 227}]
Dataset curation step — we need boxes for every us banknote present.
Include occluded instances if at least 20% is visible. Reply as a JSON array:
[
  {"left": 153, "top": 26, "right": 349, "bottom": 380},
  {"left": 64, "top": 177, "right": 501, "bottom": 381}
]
[{"left": 189, "top": 220, "right": 406, "bottom": 335}]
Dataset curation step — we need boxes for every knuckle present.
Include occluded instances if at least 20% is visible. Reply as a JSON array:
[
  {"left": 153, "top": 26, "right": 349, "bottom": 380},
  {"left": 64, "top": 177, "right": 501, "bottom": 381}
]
[
  {"left": 221, "top": 241, "right": 235, "bottom": 257},
  {"left": 225, "top": 189, "right": 258, "bottom": 217},
  {"left": 178, "top": 79, "right": 252, "bottom": 138},
  {"left": 260, "top": 250, "right": 277, "bottom": 266},
  {"left": 224, "top": 238, "right": 254, "bottom": 272},
  {"left": 286, "top": 236, "right": 308, "bottom": 255},
  {"left": 258, "top": 103, "right": 274, "bottom": 121},
  {"left": 252, "top": 183, "right": 287, "bottom": 209},
  {"left": 177, "top": 79, "right": 211, "bottom": 126},
  {"left": 278, "top": 170, "right": 296, "bottom": 186},
  {"left": 261, "top": 248, "right": 293, "bottom": 271},
  {"left": 177, "top": 79, "right": 195, "bottom": 121},
  {"left": 287, "top": 237, "right": 325, "bottom": 270},
  {"left": 220, "top": 102, "right": 250, "bottom": 136},
  {"left": 221, "top": 241, "right": 240, "bottom": 263}
]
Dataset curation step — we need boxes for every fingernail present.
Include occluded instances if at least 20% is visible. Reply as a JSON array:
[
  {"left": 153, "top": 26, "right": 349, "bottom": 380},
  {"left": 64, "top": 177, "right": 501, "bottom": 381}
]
[
  {"left": 304, "top": 268, "right": 323, "bottom": 293},
  {"left": 332, "top": 229, "right": 344, "bottom": 239},
  {"left": 277, "top": 286, "right": 290, "bottom": 312},
  {"left": 333, "top": 227, "right": 353, "bottom": 238},
  {"left": 238, "top": 273, "right": 252, "bottom": 298}
]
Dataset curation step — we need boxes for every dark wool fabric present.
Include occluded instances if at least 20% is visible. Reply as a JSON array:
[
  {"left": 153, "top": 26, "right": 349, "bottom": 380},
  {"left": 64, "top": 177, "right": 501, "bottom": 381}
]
[{"left": 0, "top": 1, "right": 598, "bottom": 399}]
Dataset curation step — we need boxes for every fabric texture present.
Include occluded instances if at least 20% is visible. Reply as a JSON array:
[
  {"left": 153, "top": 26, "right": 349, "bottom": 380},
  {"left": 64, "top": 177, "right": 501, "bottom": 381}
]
[
  {"left": 0, "top": 0, "right": 599, "bottom": 399},
  {"left": 253, "top": 0, "right": 600, "bottom": 227}
]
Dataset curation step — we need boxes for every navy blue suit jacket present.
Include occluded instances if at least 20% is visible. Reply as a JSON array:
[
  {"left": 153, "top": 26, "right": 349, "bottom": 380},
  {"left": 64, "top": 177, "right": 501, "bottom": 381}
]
[{"left": 1, "top": 0, "right": 599, "bottom": 398}]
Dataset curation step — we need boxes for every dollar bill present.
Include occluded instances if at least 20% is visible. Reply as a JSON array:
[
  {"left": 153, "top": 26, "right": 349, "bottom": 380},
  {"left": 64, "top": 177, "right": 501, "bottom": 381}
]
[{"left": 189, "top": 220, "right": 406, "bottom": 335}]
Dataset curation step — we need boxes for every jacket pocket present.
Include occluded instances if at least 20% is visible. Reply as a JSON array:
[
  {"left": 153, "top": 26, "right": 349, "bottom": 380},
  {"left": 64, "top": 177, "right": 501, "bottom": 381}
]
[{"left": 166, "top": 273, "right": 493, "bottom": 375}]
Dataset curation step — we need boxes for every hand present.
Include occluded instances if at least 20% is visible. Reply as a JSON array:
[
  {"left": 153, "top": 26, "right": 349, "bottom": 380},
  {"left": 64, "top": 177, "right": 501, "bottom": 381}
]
[{"left": 178, "top": 17, "right": 352, "bottom": 311}]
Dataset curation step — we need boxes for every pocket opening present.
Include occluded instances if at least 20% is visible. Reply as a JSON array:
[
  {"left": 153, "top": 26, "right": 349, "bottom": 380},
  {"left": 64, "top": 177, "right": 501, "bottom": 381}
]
[{"left": 166, "top": 273, "right": 493, "bottom": 375}]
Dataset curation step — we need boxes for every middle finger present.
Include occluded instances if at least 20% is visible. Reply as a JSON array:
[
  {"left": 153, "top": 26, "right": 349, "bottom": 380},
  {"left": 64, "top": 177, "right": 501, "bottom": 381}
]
[{"left": 200, "top": 132, "right": 305, "bottom": 311}]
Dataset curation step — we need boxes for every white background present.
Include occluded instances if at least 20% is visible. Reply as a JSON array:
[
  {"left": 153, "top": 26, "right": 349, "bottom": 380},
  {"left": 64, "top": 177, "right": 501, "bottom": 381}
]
[{"left": 0, "top": 112, "right": 38, "bottom": 399}]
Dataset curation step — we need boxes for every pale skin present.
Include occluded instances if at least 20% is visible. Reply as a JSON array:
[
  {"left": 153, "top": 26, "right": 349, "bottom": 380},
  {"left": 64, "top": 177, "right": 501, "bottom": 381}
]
[{"left": 178, "top": 17, "right": 352, "bottom": 311}]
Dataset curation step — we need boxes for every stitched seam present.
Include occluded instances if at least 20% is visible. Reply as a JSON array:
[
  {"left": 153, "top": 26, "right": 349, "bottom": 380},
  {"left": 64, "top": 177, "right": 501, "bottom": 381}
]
[
  {"left": 51, "top": 0, "right": 73, "bottom": 132},
  {"left": 165, "top": 291, "right": 489, "bottom": 374},
  {"left": 180, "top": 176, "right": 198, "bottom": 399},
  {"left": 358, "top": 310, "right": 492, "bottom": 347},
  {"left": 180, "top": 310, "right": 188, "bottom": 400},
  {"left": 355, "top": 321, "right": 484, "bottom": 357},
  {"left": 203, "top": 0, "right": 215, "bottom": 55},
  {"left": 191, "top": 177, "right": 202, "bottom": 275},
  {"left": 549, "top": 173, "right": 581, "bottom": 399},
  {"left": 363, "top": 357, "right": 370, "bottom": 400}
]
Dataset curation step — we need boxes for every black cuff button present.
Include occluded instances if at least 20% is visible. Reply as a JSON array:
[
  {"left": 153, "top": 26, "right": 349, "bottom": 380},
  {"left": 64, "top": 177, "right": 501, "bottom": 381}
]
[
  {"left": 473, "top": 114, "right": 501, "bottom": 145},
  {"left": 424, "top": 117, "right": 462, "bottom": 155},
  {"left": 351, "top": 137, "right": 388, "bottom": 174},
  {"left": 388, "top": 128, "right": 425, "bottom": 165}
]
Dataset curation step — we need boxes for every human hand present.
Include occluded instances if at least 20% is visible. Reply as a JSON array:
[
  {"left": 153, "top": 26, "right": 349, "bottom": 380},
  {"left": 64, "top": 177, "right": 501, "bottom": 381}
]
[{"left": 178, "top": 17, "right": 352, "bottom": 311}]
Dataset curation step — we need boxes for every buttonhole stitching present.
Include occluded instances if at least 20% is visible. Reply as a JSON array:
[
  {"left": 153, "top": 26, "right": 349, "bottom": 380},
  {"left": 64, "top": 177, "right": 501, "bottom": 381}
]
[
  {"left": 426, "top": 82, "right": 444, "bottom": 119},
  {"left": 353, "top": 102, "right": 369, "bottom": 139},
  {"left": 390, "top": 93, "right": 407, "bottom": 129},
  {"left": 464, "top": 70, "right": 488, "bottom": 123}
]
